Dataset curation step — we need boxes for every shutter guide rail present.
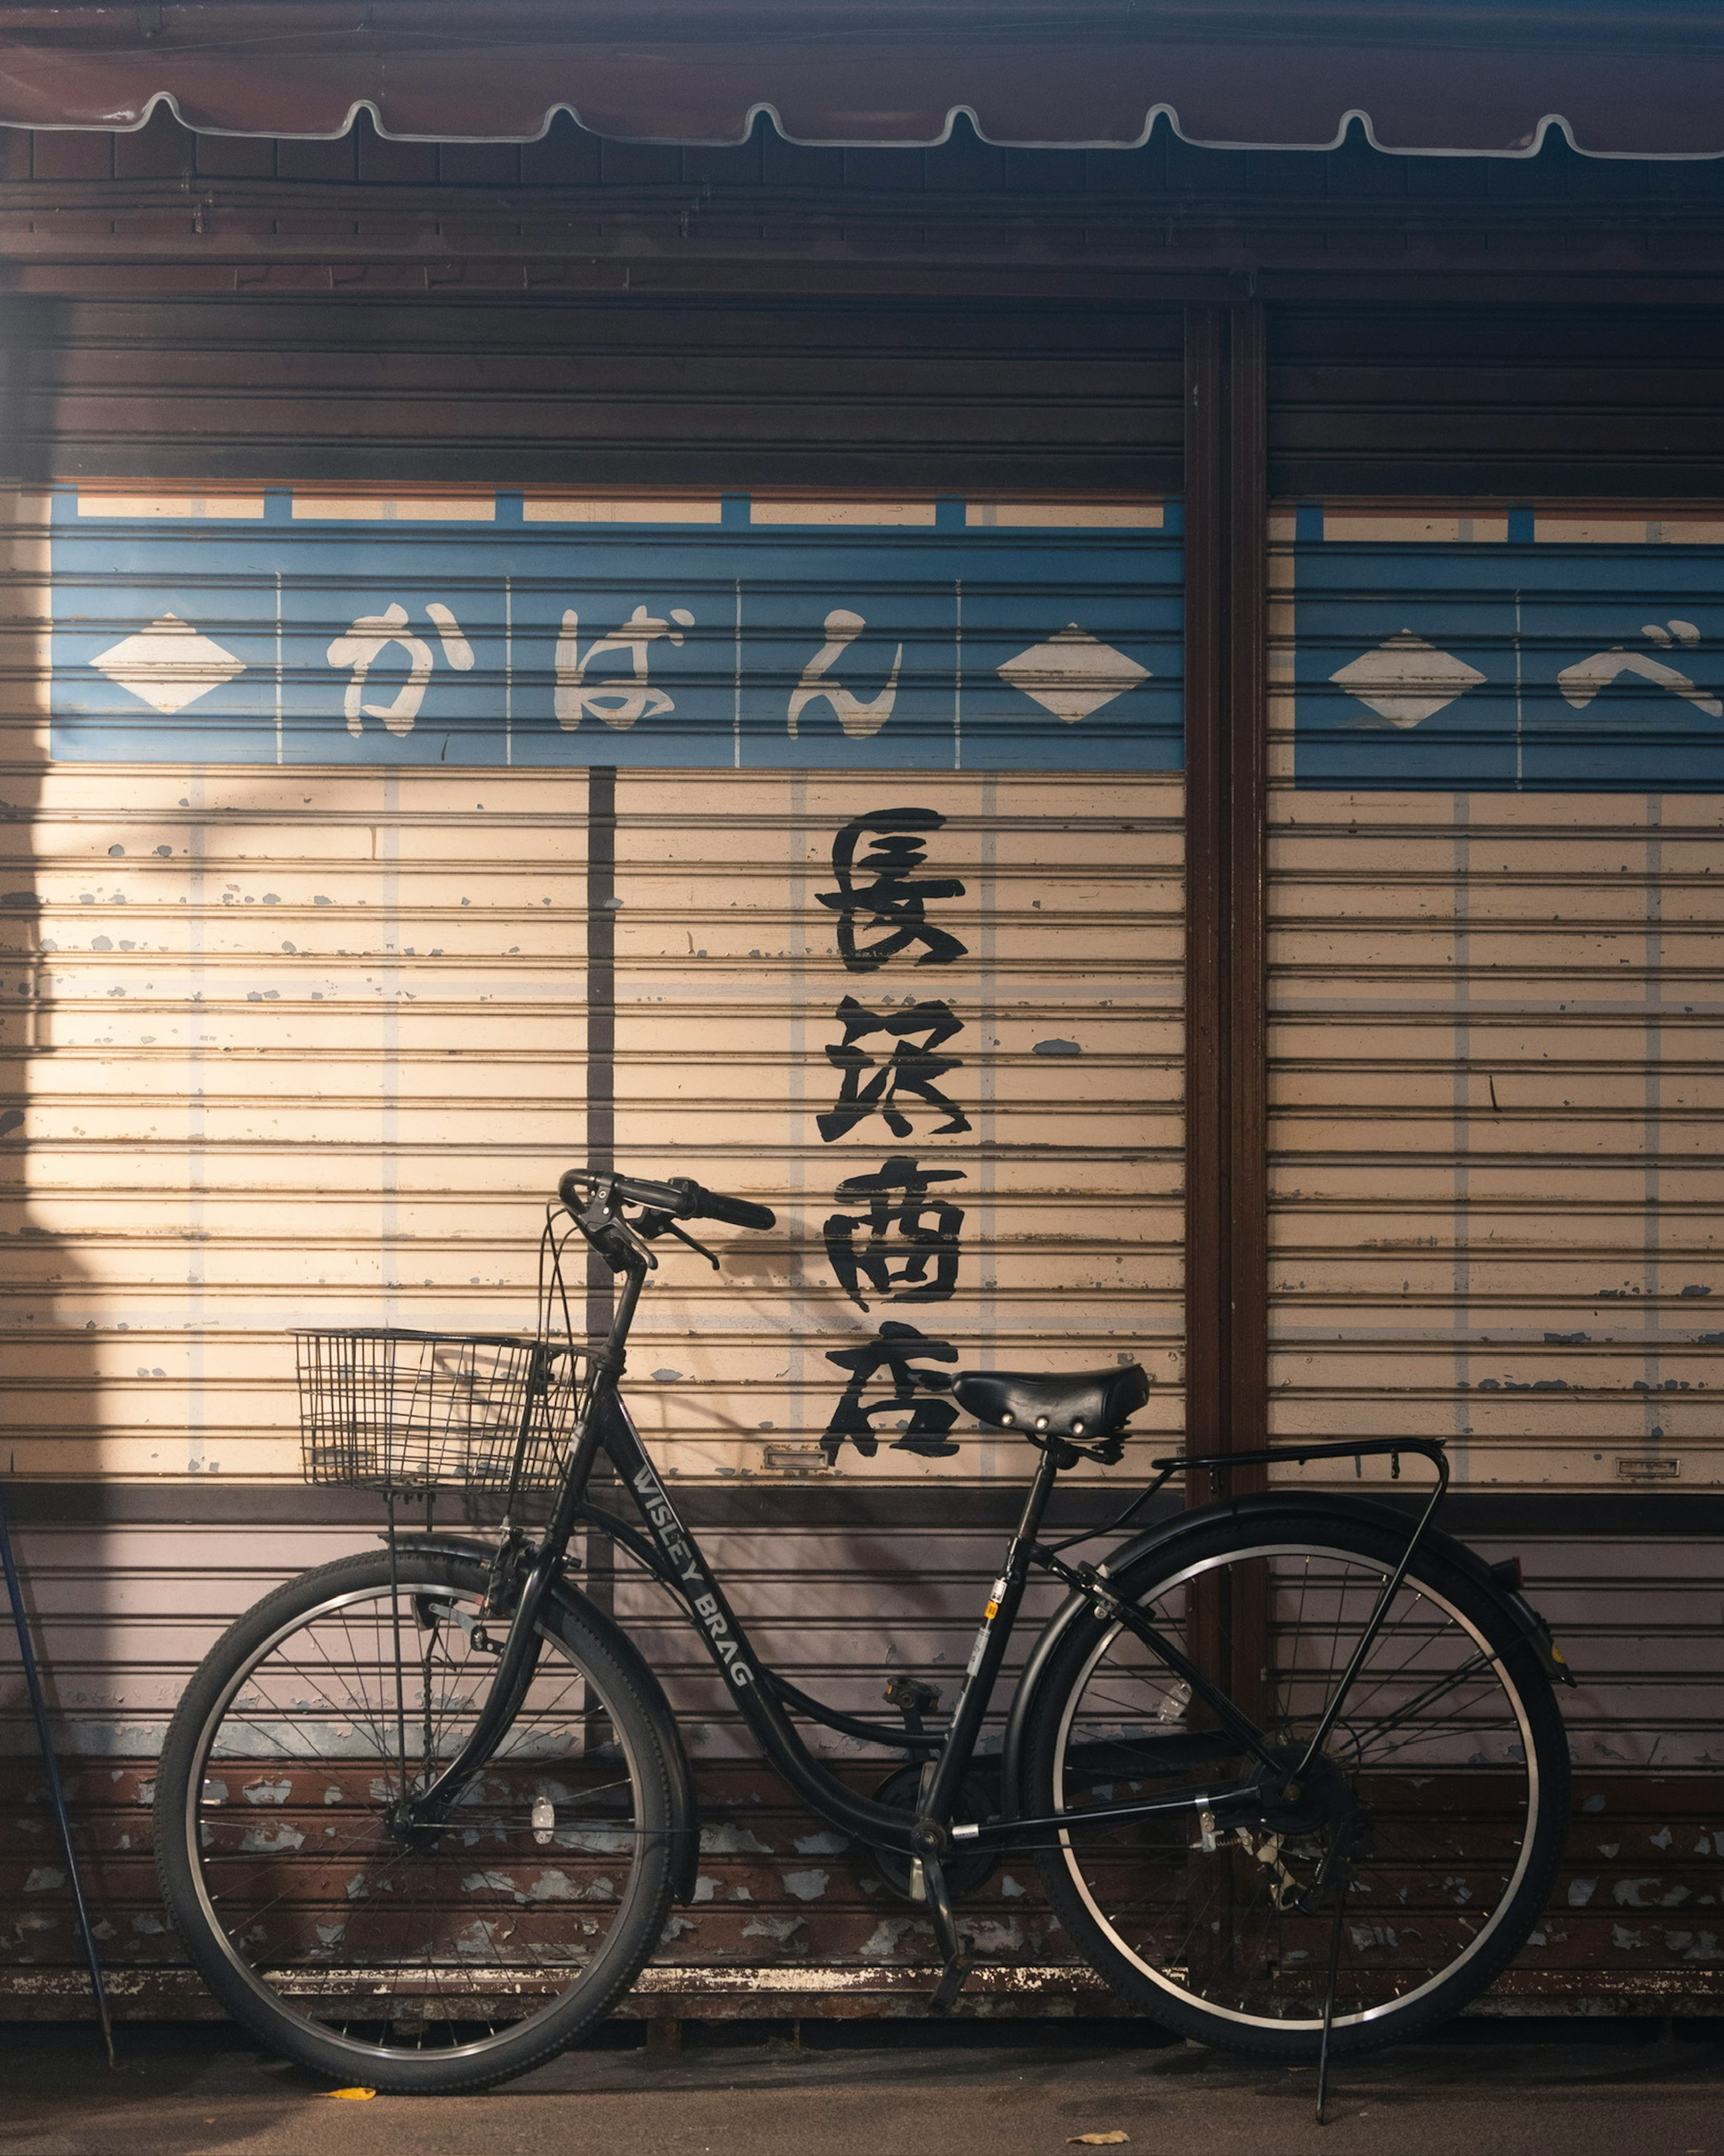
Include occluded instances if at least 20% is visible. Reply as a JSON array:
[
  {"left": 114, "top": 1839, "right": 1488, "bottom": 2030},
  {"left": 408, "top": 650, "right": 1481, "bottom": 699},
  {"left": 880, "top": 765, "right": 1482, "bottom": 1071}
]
[{"left": 1183, "top": 301, "right": 1269, "bottom": 1502}]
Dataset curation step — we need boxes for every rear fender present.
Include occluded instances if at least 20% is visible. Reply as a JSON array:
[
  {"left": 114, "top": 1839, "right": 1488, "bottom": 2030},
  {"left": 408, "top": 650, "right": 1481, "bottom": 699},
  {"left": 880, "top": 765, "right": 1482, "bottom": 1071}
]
[
  {"left": 383, "top": 1532, "right": 701, "bottom": 1904},
  {"left": 1001, "top": 1490, "right": 1566, "bottom": 1810}
]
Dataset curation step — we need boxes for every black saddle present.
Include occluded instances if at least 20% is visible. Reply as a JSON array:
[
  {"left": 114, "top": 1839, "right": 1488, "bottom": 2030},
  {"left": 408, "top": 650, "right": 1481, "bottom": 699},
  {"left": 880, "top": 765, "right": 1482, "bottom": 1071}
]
[{"left": 954, "top": 1363, "right": 1150, "bottom": 1442}]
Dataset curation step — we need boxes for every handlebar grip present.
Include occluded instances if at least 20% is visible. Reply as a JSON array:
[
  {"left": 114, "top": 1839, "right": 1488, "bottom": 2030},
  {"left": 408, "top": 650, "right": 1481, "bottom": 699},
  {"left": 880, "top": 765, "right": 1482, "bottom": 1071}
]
[
  {"left": 685, "top": 1183, "right": 776, "bottom": 1231},
  {"left": 558, "top": 1167, "right": 775, "bottom": 1231}
]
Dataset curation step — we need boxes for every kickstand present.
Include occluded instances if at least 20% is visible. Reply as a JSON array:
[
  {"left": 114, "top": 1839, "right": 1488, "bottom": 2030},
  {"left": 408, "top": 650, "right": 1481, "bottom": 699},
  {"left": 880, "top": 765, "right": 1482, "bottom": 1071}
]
[
  {"left": 919, "top": 1855, "right": 973, "bottom": 2015},
  {"left": 1314, "top": 1870, "right": 1346, "bottom": 2125}
]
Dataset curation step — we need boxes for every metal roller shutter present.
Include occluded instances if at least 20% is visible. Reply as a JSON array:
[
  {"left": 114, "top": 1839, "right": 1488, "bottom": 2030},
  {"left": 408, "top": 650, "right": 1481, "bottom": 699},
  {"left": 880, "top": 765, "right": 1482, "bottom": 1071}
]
[
  {"left": 0, "top": 480, "right": 1184, "bottom": 2005},
  {"left": 0, "top": 291, "right": 1181, "bottom": 500},
  {"left": 1269, "top": 500, "right": 1724, "bottom": 1999},
  {"left": 1271, "top": 309, "right": 1724, "bottom": 502}
]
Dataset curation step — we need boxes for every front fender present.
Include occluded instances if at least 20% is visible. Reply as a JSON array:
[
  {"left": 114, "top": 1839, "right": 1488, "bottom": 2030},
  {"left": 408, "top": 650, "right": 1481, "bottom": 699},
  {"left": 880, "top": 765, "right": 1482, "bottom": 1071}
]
[
  {"left": 383, "top": 1532, "right": 701, "bottom": 1904},
  {"left": 1000, "top": 1489, "right": 1561, "bottom": 1810}
]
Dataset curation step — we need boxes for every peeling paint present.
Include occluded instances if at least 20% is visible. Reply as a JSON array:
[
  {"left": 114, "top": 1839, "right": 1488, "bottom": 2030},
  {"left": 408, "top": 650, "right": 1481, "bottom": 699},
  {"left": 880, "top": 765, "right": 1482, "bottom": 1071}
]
[
  {"left": 792, "top": 1831, "right": 850, "bottom": 1857},
  {"left": 460, "top": 1871, "right": 516, "bottom": 1899},
  {"left": 961, "top": 1918, "right": 1025, "bottom": 1954},
  {"left": 1666, "top": 1930, "right": 1724, "bottom": 1961},
  {"left": 1613, "top": 1878, "right": 1689, "bottom": 1909},
  {"left": 860, "top": 1918, "right": 926, "bottom": 1961},
  {"left": 458, "top": 1868, "right": 610, "bottom": 1905},
  {"left": 238, "top": 1823, "right": 305, "bottom": 1855},
  {"left": 699, "top": 1824, "right": 774, "bottom": 1857},
  {"left": 741, "top": 1915, "right": 806, "bottom": 1943}
]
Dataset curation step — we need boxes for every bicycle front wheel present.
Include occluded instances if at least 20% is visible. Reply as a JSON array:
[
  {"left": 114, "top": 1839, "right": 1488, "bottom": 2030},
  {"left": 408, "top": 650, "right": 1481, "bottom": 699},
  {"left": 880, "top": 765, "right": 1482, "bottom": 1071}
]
[
  {"left": 1019, "top": 1507, "right": 1569, "bottom": 2059},
  {"left": 155, "top": 1548, "right": 675, "bottom": 2094}
]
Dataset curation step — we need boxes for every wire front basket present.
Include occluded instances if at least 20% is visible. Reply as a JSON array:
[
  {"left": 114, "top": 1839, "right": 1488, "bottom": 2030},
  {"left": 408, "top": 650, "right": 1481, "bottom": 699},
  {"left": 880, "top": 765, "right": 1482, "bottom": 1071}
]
[{"left": 295, "top": 1328, "right": 593, "bottom": 1501}]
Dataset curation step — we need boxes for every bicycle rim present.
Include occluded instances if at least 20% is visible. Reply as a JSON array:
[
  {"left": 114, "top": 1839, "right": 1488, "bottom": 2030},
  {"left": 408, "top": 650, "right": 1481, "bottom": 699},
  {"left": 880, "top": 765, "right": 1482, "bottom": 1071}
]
[
  {"left": 1049, "top": 1539, "right": 1551, "bottom": 2037},
  {"left": 174, "top": 1560, "right": 660, "bottom": 2064}
]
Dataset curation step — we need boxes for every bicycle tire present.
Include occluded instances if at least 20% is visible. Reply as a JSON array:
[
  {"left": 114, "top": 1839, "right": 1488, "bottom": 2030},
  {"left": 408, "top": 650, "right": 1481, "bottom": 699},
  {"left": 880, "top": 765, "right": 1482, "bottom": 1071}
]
[
  {"left": 1017, "top": 1505, "right": 1569, "bottom": 2059},
  {"left": 155, "top": 1548, "right": 675, "bottom": 2094}
]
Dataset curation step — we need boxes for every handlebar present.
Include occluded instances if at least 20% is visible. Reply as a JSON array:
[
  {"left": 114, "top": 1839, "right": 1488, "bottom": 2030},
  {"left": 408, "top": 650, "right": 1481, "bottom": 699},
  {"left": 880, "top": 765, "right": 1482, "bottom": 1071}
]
[
  {"left": 687, "top": 1183, "right": 777, "bottom": 1231},
  {"left": 558, "top": 1167, "right": 776, "bottom": 1233}
]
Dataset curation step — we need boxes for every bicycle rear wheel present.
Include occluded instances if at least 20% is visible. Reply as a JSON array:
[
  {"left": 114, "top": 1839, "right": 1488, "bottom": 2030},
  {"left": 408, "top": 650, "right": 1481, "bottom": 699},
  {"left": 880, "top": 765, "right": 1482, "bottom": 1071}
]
[
  {"left": 155, "top": 1548, "right": 674, "bottom": 2094},
  {"left": 1018, "top": 1506, "right": 1568, "bottom": 2059}
]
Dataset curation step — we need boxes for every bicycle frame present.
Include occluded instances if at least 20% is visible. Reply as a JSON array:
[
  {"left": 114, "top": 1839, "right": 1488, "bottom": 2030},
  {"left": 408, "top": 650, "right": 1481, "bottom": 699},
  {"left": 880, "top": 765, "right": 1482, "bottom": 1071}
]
[{"left": 400, "top": 1216, "right": 1456, "bottom": 1864}]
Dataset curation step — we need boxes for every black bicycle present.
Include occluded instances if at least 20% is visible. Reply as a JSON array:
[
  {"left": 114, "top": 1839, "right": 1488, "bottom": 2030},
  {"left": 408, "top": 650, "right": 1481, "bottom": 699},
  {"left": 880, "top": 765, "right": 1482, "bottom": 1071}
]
[{"left": 155, "top": 1167, "right": 1574, "bottom": 2097}]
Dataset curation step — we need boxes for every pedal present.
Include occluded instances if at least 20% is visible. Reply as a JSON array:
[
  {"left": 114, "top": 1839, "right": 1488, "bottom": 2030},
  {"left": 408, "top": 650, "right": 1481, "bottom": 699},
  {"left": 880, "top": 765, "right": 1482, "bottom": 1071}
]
[{"left": 884, "top": 1674, "right": 942, "bottom": 1733}]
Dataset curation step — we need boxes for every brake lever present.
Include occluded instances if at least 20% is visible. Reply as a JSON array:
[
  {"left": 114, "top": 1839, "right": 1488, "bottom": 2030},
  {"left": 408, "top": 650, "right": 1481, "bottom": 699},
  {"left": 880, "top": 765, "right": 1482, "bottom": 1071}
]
[
  {"left": 635, "top": 1206, "right": 720, "bottom": 1269},
  {"left": 661, "top": 1219, "right": 721, "bottom": 1270}
]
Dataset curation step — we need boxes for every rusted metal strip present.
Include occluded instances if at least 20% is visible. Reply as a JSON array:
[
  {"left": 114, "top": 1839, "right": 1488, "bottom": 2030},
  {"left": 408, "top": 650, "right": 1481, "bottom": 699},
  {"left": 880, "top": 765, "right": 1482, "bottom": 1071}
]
[{"left": 5, "top": 1962, "right": 1721, "bottom": 2025}]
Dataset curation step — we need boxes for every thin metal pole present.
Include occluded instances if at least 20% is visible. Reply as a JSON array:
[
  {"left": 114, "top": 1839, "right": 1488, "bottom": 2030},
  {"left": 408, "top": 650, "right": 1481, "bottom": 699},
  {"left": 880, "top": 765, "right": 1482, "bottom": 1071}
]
[{"left": 0, "top": 1484, "right": 116, "bottom": 2067}]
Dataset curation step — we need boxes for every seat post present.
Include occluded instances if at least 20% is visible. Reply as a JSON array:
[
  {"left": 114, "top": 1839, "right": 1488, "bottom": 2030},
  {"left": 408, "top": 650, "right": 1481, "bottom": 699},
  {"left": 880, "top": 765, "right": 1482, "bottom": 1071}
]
[
  {"left": 1011, "top": 1434, "right": 1065, "bottom": 1545},
  {"left": 920, "top": 1442, "right": 1062, "bottom": 1827}
]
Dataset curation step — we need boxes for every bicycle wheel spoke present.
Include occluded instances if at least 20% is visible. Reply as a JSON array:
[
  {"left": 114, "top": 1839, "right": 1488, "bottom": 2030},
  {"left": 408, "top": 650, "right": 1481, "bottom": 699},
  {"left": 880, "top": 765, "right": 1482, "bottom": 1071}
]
[
  {"left": 1040, "top": 1531, "right": 1561, "bottom": 2046},
  {"left": 169, "top": 1557, "right": 664, "bottom": 2070}
]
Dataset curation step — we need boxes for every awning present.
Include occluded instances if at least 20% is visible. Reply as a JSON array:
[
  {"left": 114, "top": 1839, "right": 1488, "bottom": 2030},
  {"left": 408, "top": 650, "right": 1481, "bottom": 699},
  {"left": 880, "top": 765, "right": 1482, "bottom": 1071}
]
[{"left": 2, "top": 2, "right": 1723, "bottom": 158}]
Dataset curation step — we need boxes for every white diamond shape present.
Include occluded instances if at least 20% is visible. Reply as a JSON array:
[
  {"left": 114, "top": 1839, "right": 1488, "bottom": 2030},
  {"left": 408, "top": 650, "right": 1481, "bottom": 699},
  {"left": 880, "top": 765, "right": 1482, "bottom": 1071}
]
[
  {"left": 997, "top": 623, "right": 1149, "bottom": 723},
  {"left": 1329, "top": 630, "right": 1485, "bottom": 729},
  {"left": 91, "top": 613, "right": 246, "bottom": 715}
]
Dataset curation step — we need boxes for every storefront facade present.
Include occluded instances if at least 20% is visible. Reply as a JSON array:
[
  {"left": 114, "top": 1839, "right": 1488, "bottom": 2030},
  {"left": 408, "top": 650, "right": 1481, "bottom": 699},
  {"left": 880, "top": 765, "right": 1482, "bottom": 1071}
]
[{"left": 3, "top": 1, "right": 1724, "bottom": 2018}]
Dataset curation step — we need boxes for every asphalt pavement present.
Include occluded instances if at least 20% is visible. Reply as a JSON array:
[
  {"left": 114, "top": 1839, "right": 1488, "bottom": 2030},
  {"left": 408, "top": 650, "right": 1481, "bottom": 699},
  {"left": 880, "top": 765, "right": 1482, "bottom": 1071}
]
[{"left": 4, "top": 2017, "right": 1724, "bottom": 2156}]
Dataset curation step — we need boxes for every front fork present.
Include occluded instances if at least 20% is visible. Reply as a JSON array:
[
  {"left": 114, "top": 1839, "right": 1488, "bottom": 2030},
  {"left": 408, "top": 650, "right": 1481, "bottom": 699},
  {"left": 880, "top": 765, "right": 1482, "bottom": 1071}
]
[
  {"left": 393, "top": 1239, "right": 654, "bottom": 1826},
  {"left": 392, "top": 1377, "right": 617, "bottom": 1830}
]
